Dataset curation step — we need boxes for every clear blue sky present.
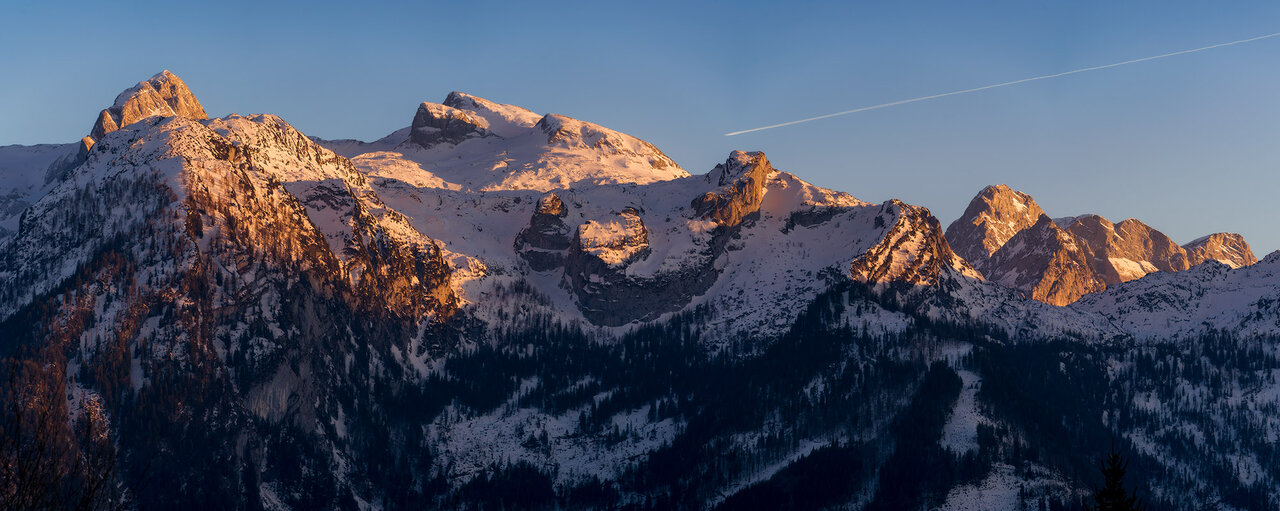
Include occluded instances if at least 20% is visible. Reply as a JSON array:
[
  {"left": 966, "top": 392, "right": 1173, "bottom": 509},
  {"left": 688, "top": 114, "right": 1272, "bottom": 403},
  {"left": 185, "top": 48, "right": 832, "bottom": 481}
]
[{"left": 3, "top": 1, "right": 1279, "bottom": 254}]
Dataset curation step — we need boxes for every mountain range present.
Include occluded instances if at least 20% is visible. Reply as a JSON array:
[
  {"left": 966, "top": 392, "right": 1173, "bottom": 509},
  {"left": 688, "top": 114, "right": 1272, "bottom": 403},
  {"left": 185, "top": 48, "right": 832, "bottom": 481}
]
[{"left": 1, "top": 71, "right": 1277, "bottom": 510}]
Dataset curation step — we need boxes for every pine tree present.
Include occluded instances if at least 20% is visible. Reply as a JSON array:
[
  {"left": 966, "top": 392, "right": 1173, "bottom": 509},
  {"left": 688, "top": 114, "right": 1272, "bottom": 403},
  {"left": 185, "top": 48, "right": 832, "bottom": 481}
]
[{"left": 1089, "top": 447, "right": 1144, "bottom": 511}]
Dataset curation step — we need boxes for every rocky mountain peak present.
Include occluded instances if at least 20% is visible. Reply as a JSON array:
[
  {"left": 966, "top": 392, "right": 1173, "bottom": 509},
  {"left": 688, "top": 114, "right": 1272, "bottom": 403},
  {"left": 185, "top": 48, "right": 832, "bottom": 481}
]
[
  {"left": 944, "top": 184, "right": 1046, "bottom": 269},
  {"left": 709, "top": 150, "right": 769, "bottom": 186},
  {"left": 948, "top": 184, "right": 1262, "bottom": 306},
  {"left": 1065, "top": 216, "right": 1189, "bottom": 282},
  {"left": 535, "top": 193, "right": 567, "bottom": 217},
  {"left": 693, "top": 151, "right": 773, "bottom": 227},
  {"left": 410, "top": 101, "right": 492, "bottom": 147},
  {"left": 981, "top": 214, "right": 1106, "bottom": 306},
  {"left": 89, "top": 70, "right": 207, "bottom": 142},
  {"left": 1184, "top": 232, "right": 1258, "bottom": 269}
]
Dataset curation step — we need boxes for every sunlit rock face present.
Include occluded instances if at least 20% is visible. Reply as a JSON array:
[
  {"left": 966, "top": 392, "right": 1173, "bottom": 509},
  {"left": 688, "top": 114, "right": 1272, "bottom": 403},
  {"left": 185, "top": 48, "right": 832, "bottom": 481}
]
[
  {"left": 7, "top": 71, "right": 1280, "bottom": 510},
  {"left": 945, "top": 184, "right": 1046, "bottom": 270},
  {"left": 980, "top": 215, "right": 1107, "bottom": 306},
  {"left": 1183, "top": 232, "right": 1258, "bottom": 269},
  {"left": 88, "top": 70, "right": 208, "bottom": 141},
  {"left": 947, "top": 185, "right": 1259, "bottom": 305},
  {"left": 409, "top": 101, "right": 493, "bottom": 147},
  {"left": 691, "top": 150, "right": 771, "bottom": 228}
]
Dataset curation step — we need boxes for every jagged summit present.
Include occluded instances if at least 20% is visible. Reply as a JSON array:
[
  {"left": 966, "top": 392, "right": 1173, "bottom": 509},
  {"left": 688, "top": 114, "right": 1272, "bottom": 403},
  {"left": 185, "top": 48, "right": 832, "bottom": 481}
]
[
  {"left": 947, "top": 184, "right": 1260, "bottom": 305},
  {"left": 944, "top": 183, "right": 1045, "bottom": 270},
  {"left": 410, "top": 101, "right": 492, "bottom": 147},
  {"left": 1184, "top": 232, "right": 1258, "bottom": 268},
  {"left": 692, "top": 151, "right": 771, "bottom": 227},
  {"left": 707, "top": 150, "right": 766, "bottom": 185},
  {"left": 88, "top": 70, "right": 207, "bottom": 144},
  {"left": 983, "top": 214, "right": 1106, "bottom": 306}
]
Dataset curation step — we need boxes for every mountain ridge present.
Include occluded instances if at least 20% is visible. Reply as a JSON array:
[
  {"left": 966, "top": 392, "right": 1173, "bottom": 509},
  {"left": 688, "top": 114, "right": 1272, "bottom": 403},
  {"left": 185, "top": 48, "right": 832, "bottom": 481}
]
[
  {"left": 2, "top": 71, "right": 1279, "bottom": 510},
  {"left": 945, "top": 184, "right": 1259, "bottom": 305}
]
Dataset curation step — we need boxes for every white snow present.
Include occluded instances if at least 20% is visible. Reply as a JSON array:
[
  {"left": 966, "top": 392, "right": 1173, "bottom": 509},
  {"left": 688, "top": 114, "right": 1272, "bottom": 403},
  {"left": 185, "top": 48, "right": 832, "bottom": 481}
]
[{"left": 939, "top": 463, "right": 1075, "bottom": 511}]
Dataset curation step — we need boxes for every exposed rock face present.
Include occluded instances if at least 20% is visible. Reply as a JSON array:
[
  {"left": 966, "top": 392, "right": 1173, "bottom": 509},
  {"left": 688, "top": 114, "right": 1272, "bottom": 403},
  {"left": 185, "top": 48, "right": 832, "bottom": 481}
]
[
  {"left": 515, "top": 193, "right": 573, "bottom": 270},
  {"left": 692, "top": 151, "right": 772, "bottom": 228},
  {"left": 948, "top": 185, "right": 1259, "bottom": 305},
  {"left": 983, "top": 215, "right": 1106, "bottom": 306},
  {"left": 88, "top": 70, "right": 208, "bottom": 141},
  {"left": 409, "top": 102, "right": 492, "bottom": 147},
  {"left": 1184, "top": 233, "right": 1258, "bottom": 268},
  {"left": 945, "top": 184, "right": 1045, "bottom": 269},
  {"left": 850, "top": 200, "right": 980, "bottom": 290},
  {"left": 1063, "top": 216, "right": 1189, "bottom": 283},
  {"left": 563, "top": 207, "right": 695, "bottom": 326},
  {"left": 77, "top": 136, "right": 95, "bottom": 159}
]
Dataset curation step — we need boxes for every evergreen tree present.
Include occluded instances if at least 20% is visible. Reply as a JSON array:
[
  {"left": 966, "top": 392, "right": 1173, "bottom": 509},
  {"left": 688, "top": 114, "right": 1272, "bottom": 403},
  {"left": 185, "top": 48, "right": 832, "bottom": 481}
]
[{"left": 1089, "top": 447, "right": 1144, "bottom": 511}]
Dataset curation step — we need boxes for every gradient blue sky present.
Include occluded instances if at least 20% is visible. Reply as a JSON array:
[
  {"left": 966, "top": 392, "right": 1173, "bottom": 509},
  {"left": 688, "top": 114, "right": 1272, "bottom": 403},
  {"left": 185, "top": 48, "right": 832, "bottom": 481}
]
[{"left": 3, "top": 1, "right": 1279, "bottom": 253}]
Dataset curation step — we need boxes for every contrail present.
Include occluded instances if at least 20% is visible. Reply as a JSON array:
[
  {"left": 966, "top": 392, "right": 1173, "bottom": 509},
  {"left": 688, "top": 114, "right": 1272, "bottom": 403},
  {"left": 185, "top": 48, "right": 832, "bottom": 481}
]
[{"left": 725, "top": 31, "right": 1280, "bottom": 136}]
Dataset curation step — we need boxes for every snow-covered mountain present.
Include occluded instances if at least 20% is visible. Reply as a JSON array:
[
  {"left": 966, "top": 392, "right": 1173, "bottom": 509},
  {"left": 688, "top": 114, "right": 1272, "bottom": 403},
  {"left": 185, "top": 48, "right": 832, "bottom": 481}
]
[
  {"left": 0, "top": 142, "right": 80, "bottom": 242},
  {"left": 2, "top": 71, "right": 1278, "bottom": 510},
  {"left": 1075, "top": 250, "right": 1280, "bottom": 340}
]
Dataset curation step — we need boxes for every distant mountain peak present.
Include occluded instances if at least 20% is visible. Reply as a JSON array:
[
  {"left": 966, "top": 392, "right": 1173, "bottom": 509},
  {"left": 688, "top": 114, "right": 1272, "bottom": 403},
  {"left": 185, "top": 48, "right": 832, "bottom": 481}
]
[
  {"left": 944, "top": 183, "right": 1045, "bottom": 269},
  {"left": 88, "top": 70, "right": 207, "bottom": 142},
  {"left": 947, "top": 184, "right": 1261, "bottom": 306},
  {"left": 1184, "top": 232, "right": 1258, "bottom": 269}
]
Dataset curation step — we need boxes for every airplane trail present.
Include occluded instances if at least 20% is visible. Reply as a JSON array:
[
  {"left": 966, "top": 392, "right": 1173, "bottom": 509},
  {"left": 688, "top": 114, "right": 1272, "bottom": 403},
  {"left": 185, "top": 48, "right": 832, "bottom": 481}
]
[{"left": 725, "top": 31, "right": 1280, "bottom": 136}]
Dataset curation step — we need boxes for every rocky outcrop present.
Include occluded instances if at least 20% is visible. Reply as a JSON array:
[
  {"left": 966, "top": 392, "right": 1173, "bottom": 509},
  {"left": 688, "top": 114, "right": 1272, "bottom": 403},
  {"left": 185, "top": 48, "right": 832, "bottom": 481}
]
[
  {"left": 88, "top": 70, "right": 207, "bottom": 141},
  {"left": 692, "top": 151, "right": 772, "bottom": 228},
  {"left": 514, "top": 193, "right": 573, "bottom": 270},
  {"left": 944, "top": 184, "right": 1045, "bottom": 269},
  {"left": 561, "top": 207, "right": 703, "bottom": 326},
  {"left": 569, "top": 207, "right": 650, "bottom": 268},
  {"left": 1184, "top": 233, "right": 1258, "bottom": 269},
  {"left": 409, "top": 102, "right": 492, "bottom": 147},
  {"left": 983, "top": 215, "right": 1107, "bottom": 306},
  {"left": 1063, "top": 216, "right": 1189, "bottom": 283},
  {"left": 850, "top": 200, "right": 980, "bottom": 290},
  {"left": 556, "top": 151, "right": 781, "bottom": 326}
]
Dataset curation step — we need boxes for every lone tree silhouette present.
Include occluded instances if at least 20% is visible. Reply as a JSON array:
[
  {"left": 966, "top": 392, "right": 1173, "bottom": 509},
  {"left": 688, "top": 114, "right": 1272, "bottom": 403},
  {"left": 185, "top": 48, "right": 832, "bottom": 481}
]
[{"left": 1089, "top": 446, "right": 1145, "bottom": 511}]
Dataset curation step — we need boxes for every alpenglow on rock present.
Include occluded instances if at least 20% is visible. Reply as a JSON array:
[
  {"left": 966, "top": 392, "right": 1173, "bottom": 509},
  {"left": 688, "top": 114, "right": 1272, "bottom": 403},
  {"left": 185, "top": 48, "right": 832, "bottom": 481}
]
[
  {"left": 7, "top": 71, "right": 1280, "bottom": 510},
  {"left": 692, "top": 150, "right": 772, "bottom": 228},
  {"left": 944, "top": 184, "right": 1046, "bottom": 270},
  {"left": 1184, "top": 232, "right": 1258, "bottom": 268},
  {"left": 946, "top": 184, "right": 1259, "bottom": 305},
  {"left": 87, "top": 70, "right": 208, "bottom": 144}
]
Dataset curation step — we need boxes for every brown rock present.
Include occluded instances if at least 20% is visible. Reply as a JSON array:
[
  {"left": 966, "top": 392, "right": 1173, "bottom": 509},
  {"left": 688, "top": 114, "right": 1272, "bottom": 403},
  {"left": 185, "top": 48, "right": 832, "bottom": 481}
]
[
  {"left": 949, "top": 184, "right": 1260, "bottom": 306},
  {"left": 691, "top": 151, "right": 772, "bottom": 228},
  {"left": 89, "top": 70, "right": 207, "bottom": 141},
  {"left": 77, "top": 137, "right": 95, "bottom": 160},
  {"left": 851, "top": 200, "right": 979, "bottom": 289},
  {"left": 944, "top": 184, "right": 1046, "bottom": 270},
  {"left": 409, "top": 102, "right": 492, "bottom": 147},
  {"left": 982, "top": 215, "right": 1107, "bottom": 306},
  {"left": 1184, "top": 233, "right": 1258, "bottom": 269},
  {"left": 1064, "top": 216, "right": 1188, "bottom": 284}
]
